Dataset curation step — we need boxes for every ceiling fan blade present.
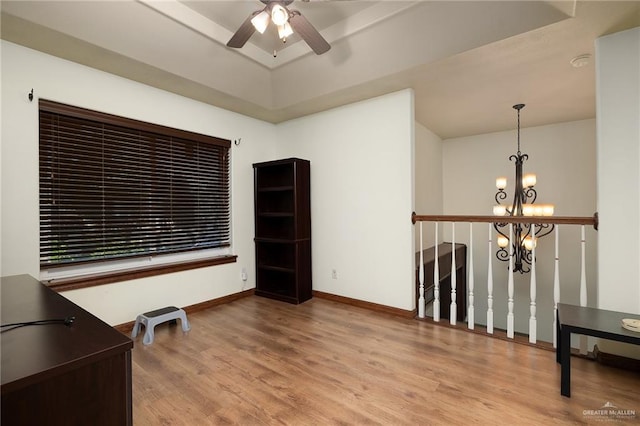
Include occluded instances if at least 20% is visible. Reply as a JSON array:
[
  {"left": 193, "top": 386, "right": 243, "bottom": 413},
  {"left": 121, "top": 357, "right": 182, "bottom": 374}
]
[
  {"left": 289, "top": 11, "right": 330, "bottom": 55},
  {"left": 227, "top": 14, "right": 258, "bottom": 48}
]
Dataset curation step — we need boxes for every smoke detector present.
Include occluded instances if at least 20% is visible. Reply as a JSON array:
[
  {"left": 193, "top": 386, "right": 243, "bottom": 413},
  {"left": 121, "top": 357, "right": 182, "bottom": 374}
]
[{"left": 570, "top": 54, "right": 591, "bottom": 68}]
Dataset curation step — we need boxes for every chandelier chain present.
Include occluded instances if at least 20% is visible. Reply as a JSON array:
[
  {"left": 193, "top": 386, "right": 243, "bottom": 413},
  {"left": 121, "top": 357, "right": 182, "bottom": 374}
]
[
  {"left": 517, "top": 108, "right": 521, "bottom": 154},
  {"left": 513, "top": 103, "right": 525, "bottom": 155}
]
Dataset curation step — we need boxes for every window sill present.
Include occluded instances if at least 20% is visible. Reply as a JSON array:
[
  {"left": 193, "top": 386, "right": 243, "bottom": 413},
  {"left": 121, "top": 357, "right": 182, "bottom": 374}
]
[{"left": 44, "top": 255, "right": 237, "bottom": 292}]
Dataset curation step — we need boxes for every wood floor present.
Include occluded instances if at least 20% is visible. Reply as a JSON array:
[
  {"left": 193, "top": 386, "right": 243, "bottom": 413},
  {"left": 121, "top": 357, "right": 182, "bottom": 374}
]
[{"left": 132, "top": 296, "right": 640, "bottom": 425}]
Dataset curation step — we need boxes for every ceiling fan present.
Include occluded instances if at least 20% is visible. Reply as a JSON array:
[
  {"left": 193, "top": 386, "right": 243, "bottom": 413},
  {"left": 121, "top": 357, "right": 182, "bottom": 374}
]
[{"left": 227, "top": 0, "right": 331, "bottom": 55}]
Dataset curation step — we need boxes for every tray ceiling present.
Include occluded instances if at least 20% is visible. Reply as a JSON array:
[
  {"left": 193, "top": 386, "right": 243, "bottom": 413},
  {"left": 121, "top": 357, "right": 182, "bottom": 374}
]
[{"left": 1, "top": 1, "right": 639, "bottom": 138}]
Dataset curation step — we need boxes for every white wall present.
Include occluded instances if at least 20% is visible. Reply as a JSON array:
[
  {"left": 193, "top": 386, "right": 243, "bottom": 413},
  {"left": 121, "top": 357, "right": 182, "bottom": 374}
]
[
  {"left": 275, "top": 90, "right": 416, "bottom": 310},
  {"left": 595, "top": 27, "right": 640, "bottom": 359},
  {"left": 414, "top": 123, "right": 443, "bottom": 248},
  {"left": 1, "top": 41, "right": 418, "bottom": 325},
  {"left": 1, "top": 40, "right": 278, "bottom": 325},
  {"left": 596, "top": 27, "right": 640, "bottom": 314},
  {"left": 442, "top": 119, "right": 597, "bottom": 342}
]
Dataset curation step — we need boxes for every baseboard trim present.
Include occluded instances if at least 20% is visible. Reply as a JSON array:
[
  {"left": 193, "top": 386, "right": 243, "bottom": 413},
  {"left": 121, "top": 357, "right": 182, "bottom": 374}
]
[
  {"left": 313, "top": 290, "right": 416, "bottom": 319},
  {"left": 114, "top": 291, "right": 640, "bottom": 373},
  {"left": 113, "top": 288, "right": 255, "bottom": 334},
  {"left": 417, "top": 315, "right": 557, "bottom": 352},
  {"left": 416, "top": 317, "right": 640, "bottom": 371},
  {"left": 593, "top": 344, "right": 640, "bottom": 372}
]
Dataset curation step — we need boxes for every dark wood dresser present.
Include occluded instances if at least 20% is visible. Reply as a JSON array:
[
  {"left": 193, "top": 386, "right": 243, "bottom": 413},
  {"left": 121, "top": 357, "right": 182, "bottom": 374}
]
[
  {"left": 1, "top": 275, "right": 133, "bottom": 425},
  {"left": 415, "top": 243, "right": 467, "bottom": 321}
]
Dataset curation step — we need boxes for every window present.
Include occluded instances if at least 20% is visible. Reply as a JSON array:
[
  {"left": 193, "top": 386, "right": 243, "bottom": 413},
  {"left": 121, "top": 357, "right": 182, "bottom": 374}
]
[{"left": 39, "top": 100, "right": 233, "bottom": 287}]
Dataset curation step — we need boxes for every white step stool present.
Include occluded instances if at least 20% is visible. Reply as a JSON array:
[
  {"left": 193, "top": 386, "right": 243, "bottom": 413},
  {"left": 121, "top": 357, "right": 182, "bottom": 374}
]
[{"left": 131, "top": 306, "right": 190, "bottom": 345}]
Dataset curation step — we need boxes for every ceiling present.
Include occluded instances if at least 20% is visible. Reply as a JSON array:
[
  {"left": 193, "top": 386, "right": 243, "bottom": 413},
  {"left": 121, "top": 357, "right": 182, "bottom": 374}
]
[{"left": 1, "top": 1, "right": 639, "bottom": 139}]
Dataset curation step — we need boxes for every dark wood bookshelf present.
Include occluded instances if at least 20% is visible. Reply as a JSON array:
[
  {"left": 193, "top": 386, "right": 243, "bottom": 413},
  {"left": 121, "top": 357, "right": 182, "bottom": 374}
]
[{"left": 253, "top": 158, "right": 312, "bottom": 304}]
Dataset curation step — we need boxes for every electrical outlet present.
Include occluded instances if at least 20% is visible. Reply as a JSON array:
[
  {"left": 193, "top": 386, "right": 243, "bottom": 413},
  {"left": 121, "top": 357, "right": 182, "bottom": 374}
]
[
  {"left": 241, "top": 268, "right": 248, "bottom": 281},
  {"left": 331, "top": 269, "right": 338, "bottom": 279}
]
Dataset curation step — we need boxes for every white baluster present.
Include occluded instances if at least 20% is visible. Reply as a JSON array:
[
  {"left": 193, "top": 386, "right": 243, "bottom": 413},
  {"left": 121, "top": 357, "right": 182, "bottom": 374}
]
[
  {"left": 487, "top": 224, "right": 494, "bottom": 334},
  {"left": 553, "top": 227, "right": 560, "bottom": 348},
  {"left": 580, "top": 225, "right": 587, "bottom": 306},
  {"left": 579, "top": 225, "right": 588, "bottom": 355},
  {"left": 450, "top": 223, "right": 457, "bottom": 325},
  {"left": 418, "top": 222, "right": 425, "bottom": 318},
  {"left": 529, "top": 226, "right": 537, "bottom": 344},
  {"left": 468, "top": 223, "right": 475, "bottom": 330},
  {"left": 507, "top": 223, "right": 515, "bottom": 339},
  {"left": 433, "top": 222, "right": 440, "bottom": 322}
]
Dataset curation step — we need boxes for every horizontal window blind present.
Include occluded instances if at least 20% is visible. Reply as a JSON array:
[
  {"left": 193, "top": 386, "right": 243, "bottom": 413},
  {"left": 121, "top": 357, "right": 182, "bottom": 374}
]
[{"left": 39, "top": 100, "right": 231, "bottom": 268}]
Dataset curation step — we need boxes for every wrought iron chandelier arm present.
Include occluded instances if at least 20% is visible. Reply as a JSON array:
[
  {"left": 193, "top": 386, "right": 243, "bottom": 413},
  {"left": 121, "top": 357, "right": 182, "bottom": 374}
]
[
  {"left": 493, "top": 223, "right": 511, "bottom": 263},
  {"left": 524, "top": 187, "right": 537, "bottom": 203},
  {"left": 521, "top": 249, "right": 533, "bottom": 269},
  {"left": 520, "top": 222, "right": 532, "bottom": 240},
  {"left": 495, "top": 190, "right": 507, "bottom": 204},
  {"left": 496, "top": 247, "right": 510, "bottom": 262},
  {"left": 493, "top": 222, "right": 509, "bottom": 237},
  {"left": 533, "top": 223, "right": 555, "bottom": 239}
]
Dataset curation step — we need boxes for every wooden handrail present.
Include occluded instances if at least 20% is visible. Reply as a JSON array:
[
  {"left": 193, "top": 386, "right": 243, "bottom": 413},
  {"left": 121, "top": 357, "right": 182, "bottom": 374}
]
[{"left": 411, "top": 212, "right": 598, "bottom": 230}]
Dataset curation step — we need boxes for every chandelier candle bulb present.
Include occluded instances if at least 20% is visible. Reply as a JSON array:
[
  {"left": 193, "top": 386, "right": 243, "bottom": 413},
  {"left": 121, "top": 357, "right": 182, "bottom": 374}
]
[
  {"left": 493, "top": 205, "right": 507, "bottom": 216},
  {"left": 523, "top": 173, "right": 537, "bottom": 188},
  {"left": 496, "top": 177, "right": 507, "bottom": 190},
  {"left": 522, "top": 204, "right": 535, "bottom": 216},
  {"left": 542, "top": 204, "right": 554, "bottom": 216},
  {"left": 524, "top": 236, "right": 537, "bottom": 251},
  {"left": 497, "top": 235, "right": 509, "bottom": 248}
]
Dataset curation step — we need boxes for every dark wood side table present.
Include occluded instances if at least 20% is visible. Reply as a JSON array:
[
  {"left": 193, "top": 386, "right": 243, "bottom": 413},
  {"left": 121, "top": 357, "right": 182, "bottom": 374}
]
[
  {"left": 556, "top": 303, "right": 640, "bottom": 397},
  {"left": 1, "top": 275, "right": 133, "bottom": 425},
  {"left": 415, "top": 243, "right": 467, "bottom": 321}
]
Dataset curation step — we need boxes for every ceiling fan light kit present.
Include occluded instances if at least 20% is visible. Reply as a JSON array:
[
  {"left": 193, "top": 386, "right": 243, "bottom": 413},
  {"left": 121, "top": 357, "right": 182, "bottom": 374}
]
[
  {"left": 227, "top": 0, "right": 331, "bottom": 55},
  {"left": 251, "top": 11, "right": 270, "bottom": 34},
  {"left": 278, "top": 22, "right": 294, "bottom": 39},
  {"left": 271, "top": 4, "right": 289, "bottom": 26}
]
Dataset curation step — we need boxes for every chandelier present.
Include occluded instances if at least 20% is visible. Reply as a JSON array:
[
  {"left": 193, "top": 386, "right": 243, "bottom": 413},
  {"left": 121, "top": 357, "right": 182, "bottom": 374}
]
[{"left": 492, "top": 104, "right": 555, "bottom": 273}]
